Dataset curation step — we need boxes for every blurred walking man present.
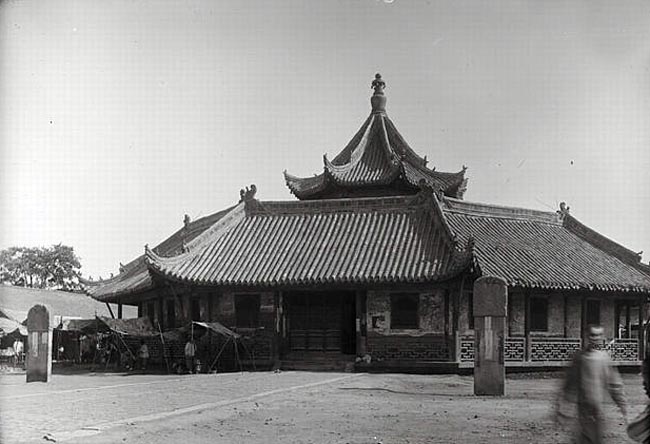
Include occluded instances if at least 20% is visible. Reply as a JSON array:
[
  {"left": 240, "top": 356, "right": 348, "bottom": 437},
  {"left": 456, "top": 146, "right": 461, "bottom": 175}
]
[{"left": 554, "top": 325, "right": 628, "bottom": 443}]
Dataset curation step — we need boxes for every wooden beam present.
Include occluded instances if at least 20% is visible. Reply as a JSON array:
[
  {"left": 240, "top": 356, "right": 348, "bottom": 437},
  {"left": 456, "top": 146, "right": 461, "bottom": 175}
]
[{"left": 105, "top": 302, "right": 115, "bottom": 319}]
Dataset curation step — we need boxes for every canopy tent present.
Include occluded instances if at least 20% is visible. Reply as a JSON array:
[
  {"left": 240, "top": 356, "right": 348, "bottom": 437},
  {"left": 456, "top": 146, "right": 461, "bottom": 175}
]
[
  {"left": 191, "top": 321, "right": 247, "bottom": 372},
  {"left": 192, "top": 321, "right": 240, "bottom": 339},
  {"left": 0, "top": 317, "right": 27, "bottom": 337},
  {"left": 55, "top": 316, "right": 250, "bottom": 373}
]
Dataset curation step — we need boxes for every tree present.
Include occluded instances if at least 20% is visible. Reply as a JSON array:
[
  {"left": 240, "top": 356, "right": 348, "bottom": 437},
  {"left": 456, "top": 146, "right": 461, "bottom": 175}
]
[{"left": 0, "top": 244, "right": 82, "bottom": 291}]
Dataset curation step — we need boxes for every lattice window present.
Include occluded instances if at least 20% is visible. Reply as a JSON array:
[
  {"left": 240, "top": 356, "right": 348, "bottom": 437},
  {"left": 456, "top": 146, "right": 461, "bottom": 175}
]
[{"left": 616, "top": 301, "right": 641, "bottom": 339}]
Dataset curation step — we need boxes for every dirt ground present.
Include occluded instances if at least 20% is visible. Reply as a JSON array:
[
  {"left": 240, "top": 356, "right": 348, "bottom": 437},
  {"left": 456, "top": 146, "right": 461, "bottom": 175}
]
[{"left": 1, "top": 369, "right": 647, "bottom": 444}]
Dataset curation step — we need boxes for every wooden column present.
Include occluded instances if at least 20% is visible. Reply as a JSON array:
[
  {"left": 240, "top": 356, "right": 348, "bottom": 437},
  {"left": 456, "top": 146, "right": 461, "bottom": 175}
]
[
  {"left": 563, "top": 295, "right": 567, "bottom": 337},
  {"left": 272, "top": 291, "right": 282, "bottom": 366},
  {"left": 524, "top": 291, "right": 530, "bottom": 362},
  {"left": 580, "top": 294, "right": 586, "bottom": 345},
  {"left": 158, "top": 296, "right": 164, "bottom": 330},
  {"left": 355, "top": 290, "right": 367, "bottom": 356},
  {"left": 452, "top": 282, "right": 460, "bottom": 362},
  {"left": 639, "top": 296, "right": 645, "bottom": 361},
  {"left": 117, "top": 303, "right": 123, "bottom": 319}
]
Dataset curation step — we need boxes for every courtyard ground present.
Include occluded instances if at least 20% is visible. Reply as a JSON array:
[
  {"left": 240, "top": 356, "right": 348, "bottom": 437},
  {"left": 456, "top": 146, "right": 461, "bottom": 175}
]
[{"left": 0, "top": 369, "right": 646, "bottom": 444}]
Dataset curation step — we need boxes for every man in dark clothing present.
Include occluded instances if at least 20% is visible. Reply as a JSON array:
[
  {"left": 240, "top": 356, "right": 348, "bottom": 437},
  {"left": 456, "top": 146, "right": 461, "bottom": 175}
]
[
  {"left": 554, "top": 325, "right": 628, "bottom": 444},
  {"left": 627, "top": 350, "right": 650, "bottom": 442}
]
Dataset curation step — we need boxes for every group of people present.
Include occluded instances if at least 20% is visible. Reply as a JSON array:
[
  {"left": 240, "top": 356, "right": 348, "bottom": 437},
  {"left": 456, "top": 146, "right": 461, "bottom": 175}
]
[
  {"left": 554, "top": 325, "right": 650, "bottom": 443},
  {"left": 136, "top": 337, "right": 197, "bottom": 374}
]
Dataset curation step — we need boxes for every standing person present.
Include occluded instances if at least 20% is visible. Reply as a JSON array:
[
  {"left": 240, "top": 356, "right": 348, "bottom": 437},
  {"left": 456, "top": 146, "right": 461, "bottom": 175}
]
[
  {"left": 138, "top": 339, "right": 149, "bottom": 371},
  {"left": 184, "top": 338, "right": 196, "bottom": 374},
  {"left": 12, "top": 339, "right": 23, "bottom": 367},
  {"left": 554, "top": 325, "right": 628, "bottom": 443}
]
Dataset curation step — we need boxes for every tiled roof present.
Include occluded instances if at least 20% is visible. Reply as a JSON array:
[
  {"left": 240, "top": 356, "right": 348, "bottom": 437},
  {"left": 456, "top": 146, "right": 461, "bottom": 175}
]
[
  {"left": 82, "top": 206, "right": 235, "bottom": 301},
  {"left": 284, "top": 110, "right": 467, "bottom": 200},
  {"left": 0, "top": 285, "right": 136, "bottom": 320},
  {"left": 442, "top": 198, "right": 650, "bottom": 293},
  {"left": 82, "top": 258, "right": 153, "bottom": 302},
  {"left": 145, "top": 194, "right": 471, "bottom": 287}
]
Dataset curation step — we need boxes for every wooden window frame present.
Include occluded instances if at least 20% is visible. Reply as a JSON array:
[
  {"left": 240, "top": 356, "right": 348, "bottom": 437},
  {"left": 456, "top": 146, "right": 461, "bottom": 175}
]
[
  {"left": 529, "top": 297, "right": 548, "bottom": 332},
  {"left": 166, "top": 299, "right": 176, "bottom": 330},
  {"left": 390, "top": 293, "right": 419, "bottom": 329},
  {"left": 147, "top": 302, "right": 155, "bottom": 326},
  {"left": 190, "top": 297, "right": 201, "bottom": 322},
  {"left": 585, "top": 299, "right": 601, "bottom": 327},
  {"left": 235, "top": 293, "right": 261, "bottom": 328}
]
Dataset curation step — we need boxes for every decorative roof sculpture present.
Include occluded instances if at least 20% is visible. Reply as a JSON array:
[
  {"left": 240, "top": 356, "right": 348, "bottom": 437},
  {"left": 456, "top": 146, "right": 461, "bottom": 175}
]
[{"left": 284, "top": 74, "right": 468, "bottom": 200}]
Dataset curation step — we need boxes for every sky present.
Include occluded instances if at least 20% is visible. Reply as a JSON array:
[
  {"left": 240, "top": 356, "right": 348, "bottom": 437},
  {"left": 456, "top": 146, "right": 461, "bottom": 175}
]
[{"left": 1, "top": 0, "right": 649, "bottom": 280}]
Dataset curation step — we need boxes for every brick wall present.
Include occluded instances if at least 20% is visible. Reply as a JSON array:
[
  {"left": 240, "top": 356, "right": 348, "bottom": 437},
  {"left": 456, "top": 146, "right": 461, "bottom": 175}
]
[
  {"left": 366, "top": 333, "right": 450, "bottom": 362},
  {"left": 367, "top": 289, "right": 446, "bottom": 335}
]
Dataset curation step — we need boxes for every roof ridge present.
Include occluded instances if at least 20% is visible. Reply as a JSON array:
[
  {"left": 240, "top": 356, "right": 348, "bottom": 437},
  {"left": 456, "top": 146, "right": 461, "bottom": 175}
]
[
  {"left": 247, "top": 194, "right": 424, "bottom": 215},
  {"left": 442, "top": 197, "right": 561, "bottom": 224},
  {"left": 562, "top": 213, "right": 644, "bottom": 268}
]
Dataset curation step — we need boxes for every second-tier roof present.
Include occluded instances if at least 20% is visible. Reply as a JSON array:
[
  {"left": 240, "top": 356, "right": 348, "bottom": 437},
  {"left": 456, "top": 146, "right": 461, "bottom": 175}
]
[{"left": 284, "top": 74, "right": 468, "bottom": 200}]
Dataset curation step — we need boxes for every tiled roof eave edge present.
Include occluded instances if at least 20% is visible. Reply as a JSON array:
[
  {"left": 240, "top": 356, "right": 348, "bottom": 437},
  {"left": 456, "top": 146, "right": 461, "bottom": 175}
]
[
  {"left": 88, "top": 283, "right": 155, "bottom": 303},
  {"left": 145, "top": 270, "right": 468, "bottom": 290},
  {"left": 283, "top": 171, "right": 328, "bottom": 198},
  {"left": 506, "top": 280, "right": 650, "bottom": 294}
]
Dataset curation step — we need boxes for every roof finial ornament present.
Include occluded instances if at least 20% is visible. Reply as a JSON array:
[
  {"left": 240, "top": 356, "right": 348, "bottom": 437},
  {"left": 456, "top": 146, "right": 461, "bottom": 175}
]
[
  {"left": 370, "top": 73, "right": 387, "bottom": 113},
  {"left": 371, "top": 73, "right": 385, "bottom": 95},
  {"left": 558, "top": 202, "right": 570, "bottom": 215},
  {"left": 183, "top": 214, "right": 191, "bottom": 228},
  {"left": 239, "top": 184, "right": 257, "bottom": 202}
]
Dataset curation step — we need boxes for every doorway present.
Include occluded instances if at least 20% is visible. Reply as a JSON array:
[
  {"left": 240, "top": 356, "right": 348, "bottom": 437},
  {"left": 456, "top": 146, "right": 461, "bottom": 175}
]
[{"left": 286, "top": 291, "right": 356, "bottom": 355}]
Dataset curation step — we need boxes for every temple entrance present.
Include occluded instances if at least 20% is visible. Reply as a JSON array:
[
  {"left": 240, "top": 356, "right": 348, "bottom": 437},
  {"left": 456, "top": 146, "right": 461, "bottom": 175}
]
[{"left": 286, "top": 291, "right": 356, "bottom": 355}]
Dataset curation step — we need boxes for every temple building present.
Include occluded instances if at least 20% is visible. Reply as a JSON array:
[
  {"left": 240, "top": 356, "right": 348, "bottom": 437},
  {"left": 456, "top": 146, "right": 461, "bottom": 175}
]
[{"left": 84, "top": 74, "right": 650, "bottom": 372}]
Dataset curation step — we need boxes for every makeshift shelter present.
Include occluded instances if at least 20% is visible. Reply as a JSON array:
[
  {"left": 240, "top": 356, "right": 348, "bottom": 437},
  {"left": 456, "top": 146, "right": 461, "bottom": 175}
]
[
  {"left": 58, "top": 316, "right": 249, "bottom": 373},
  {"left": 188, "top": 321, "right": 250, "bottom": 373}
]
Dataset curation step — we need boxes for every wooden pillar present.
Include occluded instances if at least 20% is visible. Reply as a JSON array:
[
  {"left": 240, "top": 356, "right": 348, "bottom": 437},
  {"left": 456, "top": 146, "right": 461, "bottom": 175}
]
[
  {"left": 580, "top": 294, "right": 586, "bottom": 345},
  {"left": 355, "top": 290, "right": 367, "bottom": 356},
  {"left": 563, "top": 295, "right": 568, "bottom": 338},
  {"left": 639, "top": 296, "right": 645, "bottom": 361},
  {"left": 271, "top": 291, "right": 282, "bottom": 366},
  {"left": 117, "top": 303, "right": 123, "bottom": 319},
  {"left": 524, "top": 291, "right": 530, "bottom": 362},
  {"left": 137, "top": 303, "right": 142, "bottom": 318},
  {"left": 158, "top": 296, "right": 164, "bottom": 330},
  {"left": 452, "top": 281, "right": 460, "bottom": 362}
]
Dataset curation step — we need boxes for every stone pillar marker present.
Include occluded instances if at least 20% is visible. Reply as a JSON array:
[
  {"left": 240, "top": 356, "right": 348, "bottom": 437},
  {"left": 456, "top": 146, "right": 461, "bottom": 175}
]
[
  {"left": 473, "top": 276, "right": 507, "bottom": 396},
  {"left": 26, "top": 305, "right": 52, "bottom": 383}
]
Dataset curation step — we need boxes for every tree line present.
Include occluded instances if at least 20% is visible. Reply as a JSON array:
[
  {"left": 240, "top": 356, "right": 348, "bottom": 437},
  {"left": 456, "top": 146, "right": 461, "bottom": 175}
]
[{"left": 0, "top": 244, "right": 82, "bottom": 291}]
